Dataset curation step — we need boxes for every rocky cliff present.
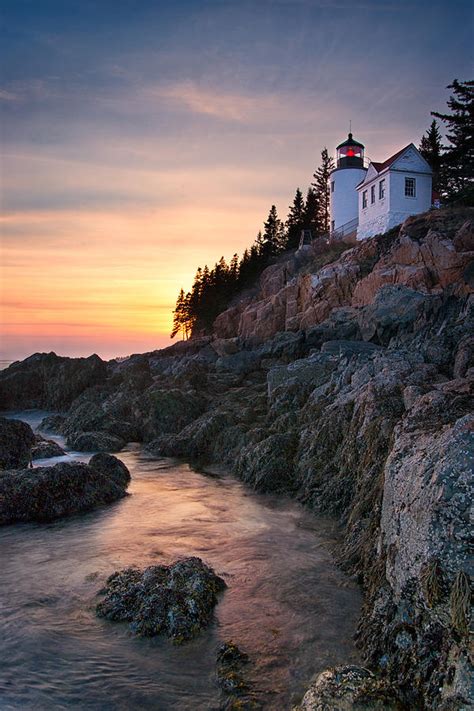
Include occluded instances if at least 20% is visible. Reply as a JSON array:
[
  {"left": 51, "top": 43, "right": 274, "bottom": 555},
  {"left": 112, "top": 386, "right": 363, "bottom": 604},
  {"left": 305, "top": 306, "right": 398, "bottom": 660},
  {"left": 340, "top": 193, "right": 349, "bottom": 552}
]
[{"left": 1, "top": 207, "right": 472, "bottom": 709}]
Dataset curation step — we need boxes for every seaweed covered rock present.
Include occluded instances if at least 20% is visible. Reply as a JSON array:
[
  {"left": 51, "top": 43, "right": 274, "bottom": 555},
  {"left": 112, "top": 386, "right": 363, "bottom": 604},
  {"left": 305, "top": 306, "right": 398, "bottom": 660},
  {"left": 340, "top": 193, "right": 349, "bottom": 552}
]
[
  {"left": 216, "top": 641, "right": 261, "bottom": 710},
  {"left": 0, "top": 417, "right": 35, "bottom": 470},
  {"left": 140, "top": 387, "right": 207, "bottom": 441},
  {"left": 294, "top": 665, "right": 402, "bottom": 710},
  {"left": 0, "top": 455, "right": 130, "bottom": 524},
  {"left": 96, "top": 557, "right": 226, "bottom": 642},
  {"left": 67, "top": 431, "right": 125, "bottom": 453},
  {"left": 39, "top": 413, "right": 67, "bottom": 433},
  {"left": 0, "top": 352, "right": 107, "bottom": 410},
  {"left": 32, "top": 435, "right": 65, "bottom": 460},
  {"left": 61, "top": 399, "right": 136, "bottom": 442},
  {"left": 236, "top": 432, "right": 298, "bottom": 494},
  {"left": 89, "top": 452, "right": 131, "bottom": 488}
]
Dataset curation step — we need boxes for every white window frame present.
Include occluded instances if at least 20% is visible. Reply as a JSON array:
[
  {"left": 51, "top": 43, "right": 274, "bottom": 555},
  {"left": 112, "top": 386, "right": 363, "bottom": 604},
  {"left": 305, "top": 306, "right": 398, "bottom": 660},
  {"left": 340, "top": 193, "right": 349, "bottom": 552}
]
[
  {"left": 371, "top": 185, "right": 376, "bottom": 204},
  {"left": 379, "top": 179, "right": 385, "bottom": 200},
  {"left": 362, "top": 190, "right": 368, "bottom": 209},
  {"left": 405, "top": 177, "right": 416, "bottom": 198}
]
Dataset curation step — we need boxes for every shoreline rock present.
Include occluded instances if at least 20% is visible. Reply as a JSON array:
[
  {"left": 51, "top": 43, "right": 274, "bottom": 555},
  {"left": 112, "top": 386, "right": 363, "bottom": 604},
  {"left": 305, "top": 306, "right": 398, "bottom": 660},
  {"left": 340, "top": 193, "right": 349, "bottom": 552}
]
[
  {"left": 294, "top": 666, "right": 403, "bottom": 710},
  {"left": 96, "top": 557, "right": 226, "bottom": 642},
  {"left": 0, "top": 417, "right": 35, "bottom": 469},
  {"left": 0, "top": 454, "right": 130, "bottom": 525},
  {"left": 32, "top": 434, "right": 66, "bottom": 460}
]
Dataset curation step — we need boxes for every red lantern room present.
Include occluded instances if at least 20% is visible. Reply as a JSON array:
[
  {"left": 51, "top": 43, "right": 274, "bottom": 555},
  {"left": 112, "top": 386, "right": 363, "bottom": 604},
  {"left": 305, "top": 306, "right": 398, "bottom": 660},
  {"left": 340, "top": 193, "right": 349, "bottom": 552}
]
[{"left": 336, "top": 132, "right": 365, "bottom": 168}]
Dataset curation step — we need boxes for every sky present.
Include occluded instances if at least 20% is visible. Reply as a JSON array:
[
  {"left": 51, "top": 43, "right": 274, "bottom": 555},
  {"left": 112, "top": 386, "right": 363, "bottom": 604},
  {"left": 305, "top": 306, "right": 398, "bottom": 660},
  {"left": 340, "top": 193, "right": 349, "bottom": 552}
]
[{"left": 1, "top": 0, "right": 472, "bottom": 361}]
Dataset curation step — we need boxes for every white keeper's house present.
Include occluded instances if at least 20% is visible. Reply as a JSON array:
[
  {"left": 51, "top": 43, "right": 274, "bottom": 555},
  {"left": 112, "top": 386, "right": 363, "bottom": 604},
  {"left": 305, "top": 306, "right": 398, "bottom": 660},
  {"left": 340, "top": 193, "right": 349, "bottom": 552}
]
[{"left": 329, "top": 133, "right": 433, "bottom": 241}]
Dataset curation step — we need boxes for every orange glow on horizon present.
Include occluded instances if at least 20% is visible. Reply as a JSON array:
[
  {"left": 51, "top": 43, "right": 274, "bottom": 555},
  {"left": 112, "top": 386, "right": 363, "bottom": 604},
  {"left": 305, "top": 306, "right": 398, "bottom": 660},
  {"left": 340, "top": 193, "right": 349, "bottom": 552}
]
[{"left": 0, "top": 204, "right": 268, "bottom": 360}]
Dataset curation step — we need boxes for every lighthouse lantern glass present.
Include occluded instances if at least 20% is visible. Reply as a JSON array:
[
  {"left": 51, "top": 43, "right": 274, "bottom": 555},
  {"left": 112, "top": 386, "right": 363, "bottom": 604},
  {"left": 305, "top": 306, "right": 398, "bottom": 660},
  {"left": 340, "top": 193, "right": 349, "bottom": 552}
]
[{"left": 338, "top": 145, "right": 363, "bottom": 160}]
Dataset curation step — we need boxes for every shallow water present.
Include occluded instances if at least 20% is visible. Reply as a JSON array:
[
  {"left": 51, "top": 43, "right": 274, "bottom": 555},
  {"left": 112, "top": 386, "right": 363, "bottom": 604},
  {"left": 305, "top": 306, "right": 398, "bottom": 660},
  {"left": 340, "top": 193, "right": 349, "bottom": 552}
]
[{"left": 0, "top": 410, "right": 361, "bottom": 710}]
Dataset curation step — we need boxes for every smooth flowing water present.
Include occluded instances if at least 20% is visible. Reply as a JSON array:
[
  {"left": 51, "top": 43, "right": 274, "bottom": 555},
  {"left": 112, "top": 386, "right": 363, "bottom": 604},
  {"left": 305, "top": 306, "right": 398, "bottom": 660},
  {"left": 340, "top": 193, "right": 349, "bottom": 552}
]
[{"left": 0, "top": 411, "right": 361, "bottom": 710}]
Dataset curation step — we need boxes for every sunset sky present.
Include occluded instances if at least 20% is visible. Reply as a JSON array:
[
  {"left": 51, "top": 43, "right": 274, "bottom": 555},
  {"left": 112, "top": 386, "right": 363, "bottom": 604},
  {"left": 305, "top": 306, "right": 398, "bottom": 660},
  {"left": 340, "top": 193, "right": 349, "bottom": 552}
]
[{"left": 1, "top": 0, "right": 472, "bottom": 361}]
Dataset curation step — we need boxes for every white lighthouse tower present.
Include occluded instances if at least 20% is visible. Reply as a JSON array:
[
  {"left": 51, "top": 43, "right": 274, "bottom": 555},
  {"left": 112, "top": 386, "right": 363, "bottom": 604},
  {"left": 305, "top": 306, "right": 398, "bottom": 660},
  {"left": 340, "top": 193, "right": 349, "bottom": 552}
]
[{"left": 329, "top": 132, "right": 367, "bottom": 235}]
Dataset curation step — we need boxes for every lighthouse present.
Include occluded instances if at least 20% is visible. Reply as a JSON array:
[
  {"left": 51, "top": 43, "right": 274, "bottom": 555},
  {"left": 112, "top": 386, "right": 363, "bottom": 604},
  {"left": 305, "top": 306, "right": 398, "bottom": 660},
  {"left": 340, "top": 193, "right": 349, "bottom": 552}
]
[{"left": 329, "top": 133, "right": 367, "bottom": 235}]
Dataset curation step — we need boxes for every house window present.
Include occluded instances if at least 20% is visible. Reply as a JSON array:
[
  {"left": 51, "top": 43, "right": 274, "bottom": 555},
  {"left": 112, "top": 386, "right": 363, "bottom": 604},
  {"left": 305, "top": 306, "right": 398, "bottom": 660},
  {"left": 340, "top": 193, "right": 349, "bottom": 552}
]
[
  {"left": 362, "top": 190, "right": 368, "bottom": 209},
  {"left": 331, "top": 220, "right": 335, "bottom": 232},
  {"left": 331, "top": 181, "right": 335, "bottom": 193},
  {"left": 405, "top": 177, "right": 416, "bottom": 197},
  {"left": 379, "top": 179, "right": 385, "bottom": 199},
  {"left": 371, "top": 185, "right": 376, "bottom": 204}
]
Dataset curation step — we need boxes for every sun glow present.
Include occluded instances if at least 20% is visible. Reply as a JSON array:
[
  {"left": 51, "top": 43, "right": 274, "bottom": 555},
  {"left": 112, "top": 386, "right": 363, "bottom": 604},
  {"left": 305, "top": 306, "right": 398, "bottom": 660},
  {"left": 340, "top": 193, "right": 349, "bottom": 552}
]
[{"left": 0, "top": 204, "right": 264, "bottom": 359}]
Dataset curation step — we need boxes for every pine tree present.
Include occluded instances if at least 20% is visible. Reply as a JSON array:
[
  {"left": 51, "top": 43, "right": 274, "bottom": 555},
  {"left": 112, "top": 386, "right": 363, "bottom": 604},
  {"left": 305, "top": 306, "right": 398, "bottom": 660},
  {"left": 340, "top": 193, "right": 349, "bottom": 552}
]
[
  {"left": 303, "top": 187, "right": 321, "bottom": 237},
  {"left": 419, "top": 119, "right": 445, "bottom": 195},
  {"left": 170, "top": 288, "right": 187, "bottom": 339},
  {"left": 262, "top": 205, "right": 284, "bottom": 258},
  {"left": 285, "top": 187, "right": 305, "bottom": 249},
  {"left": 187, "top": 267, "right": 203, "bottom": 328},
  {"left": 432, "top": 80, "right": 474, "bottom": 201},
  {"left": 229, "top": 253, "right": 239, "bottom": 288},
  {"left": 312, "top": 148, "right": 335, "bottom": 233},
  {"left": 255, "top": 230, "right": 265, "bottom": 256},
  {"left": 183, "top": 292, "right": 192, "bottom": 339}
]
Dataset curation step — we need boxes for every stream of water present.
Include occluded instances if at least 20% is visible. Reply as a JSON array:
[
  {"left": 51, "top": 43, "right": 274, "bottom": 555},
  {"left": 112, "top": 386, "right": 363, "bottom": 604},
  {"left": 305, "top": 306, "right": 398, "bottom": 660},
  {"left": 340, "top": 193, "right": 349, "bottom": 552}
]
[{"left": 0, "top": 410, "right": 361, "bottom": 710}]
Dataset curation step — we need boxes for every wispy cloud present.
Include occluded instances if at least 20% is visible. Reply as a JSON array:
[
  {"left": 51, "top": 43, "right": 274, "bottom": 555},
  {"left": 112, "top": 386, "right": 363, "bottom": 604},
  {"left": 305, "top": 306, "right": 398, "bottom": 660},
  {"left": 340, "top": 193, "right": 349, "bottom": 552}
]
[
  {"left": 0, "top": 78, "right": 61, "bottom": 104},
  {"left": 146, "top": 81, "right": 281, "bottom": 123},
  {"left": 0, "top": 88, "right": 18, "bottom": 102}
]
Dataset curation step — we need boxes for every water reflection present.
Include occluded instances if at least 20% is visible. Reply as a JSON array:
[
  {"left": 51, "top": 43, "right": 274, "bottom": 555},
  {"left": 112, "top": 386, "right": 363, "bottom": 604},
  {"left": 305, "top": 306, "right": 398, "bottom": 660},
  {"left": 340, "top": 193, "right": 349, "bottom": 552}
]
[{"left": 0, "top": 412, "right": 361, "bottom": 710}]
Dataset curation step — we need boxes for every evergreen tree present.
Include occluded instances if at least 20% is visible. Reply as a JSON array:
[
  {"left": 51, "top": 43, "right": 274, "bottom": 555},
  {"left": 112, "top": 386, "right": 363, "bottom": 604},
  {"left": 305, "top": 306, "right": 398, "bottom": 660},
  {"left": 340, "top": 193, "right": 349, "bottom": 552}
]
[
  {"left": 285, "top": 187, "right": 305, "bottom": 249},
  {"left": 312, "top": 148, "right": 335, "bottom": 233},
  {"left": 229, "top": 253, "right": 239, "bottom": 285},
  {"left": 419, "top": 119, "right": 445, "bottom": 195},
  {"left": 432, "top": 80, "right": 474, "bottom": 201},
  {"left": 303, "top": 187, "right": 321, "bottom": 237},
  {"left": 187, "top": 267, "right": 203, "bottom": 329},
  {"left": 170, "top": 288, "right": 187, "bottom": 339},
  {"left": 254, "top": 230, "right": 265, "bottom": 256},
  {"left": 262, "top": 205, "right": 284, "bottom": 258}
]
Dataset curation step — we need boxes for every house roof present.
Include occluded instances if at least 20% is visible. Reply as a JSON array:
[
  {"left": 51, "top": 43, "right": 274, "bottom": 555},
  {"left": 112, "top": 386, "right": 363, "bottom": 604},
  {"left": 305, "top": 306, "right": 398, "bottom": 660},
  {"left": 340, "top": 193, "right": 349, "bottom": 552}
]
[
  {"left": 371, "top": 144, "right": 412, "bottom": 173},
  {"left": 356, "top": 143, "right": 431, "bottom": 190}
]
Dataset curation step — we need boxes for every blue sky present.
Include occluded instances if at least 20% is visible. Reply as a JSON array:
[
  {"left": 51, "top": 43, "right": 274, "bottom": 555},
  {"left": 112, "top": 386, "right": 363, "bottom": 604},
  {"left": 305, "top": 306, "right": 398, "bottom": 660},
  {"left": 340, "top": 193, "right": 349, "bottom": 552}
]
[{"left": 1, "top": 0, "right": 472, "bottom": 359}]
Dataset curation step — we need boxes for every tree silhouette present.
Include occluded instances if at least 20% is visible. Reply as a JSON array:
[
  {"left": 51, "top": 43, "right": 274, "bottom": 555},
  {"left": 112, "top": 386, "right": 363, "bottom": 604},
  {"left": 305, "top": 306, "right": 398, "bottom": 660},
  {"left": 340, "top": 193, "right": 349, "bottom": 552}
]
[
  {"left": 285, "top": 188, "right": 306, "bottom": 249},
  {"left": 170, "top": 288, "right": 188, "bottom": 339},
  {"left": 312, "top": 148, "right": 335, "bottom": 233},
  {"left": 432, "top": 80, "right": 474, "bottom": 201},
  {"left": 262, "top": 205, "right": 285, "bottom": 258},
  {"left": 303, "top": 187, "right": 321, "bottom": 238},
  {"left": 419, "top": 119, "right": 445, "bottom": 195}
]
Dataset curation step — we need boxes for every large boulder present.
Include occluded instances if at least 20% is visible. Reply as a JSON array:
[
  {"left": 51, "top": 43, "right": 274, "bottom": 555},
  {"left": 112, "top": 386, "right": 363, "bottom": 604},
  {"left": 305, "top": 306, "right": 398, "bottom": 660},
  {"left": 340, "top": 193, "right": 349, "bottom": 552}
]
[
  {"left": 0, "top": 417, "right": 35, "bottom": 469},
  {"left": 32, "top": 435, "right": 65, "bottom": 460},
  {"left": 267, "top": 352, "right": 338, "bottom": 400},
  {"left": 88, "top": 452, "right": 131, "bottom": 488},
  {"left": 215, "top": 350, "right": 261, "bottom": 375},
  {"left": 357, "top": 285, "right": 436, "bottom": 345},
  {"left": 295, "top": 666, "right": 401, "bottom": 710},
  {"left": 0, "top": 352, "right": 107, "bottom": 410},
  {"left": 61, "top": 400, "right": 136, "bottom": 442},
  {"left": 236, "top": 432, "right": 298, "bottom": 494},
  {"left": 39, "top": 413, "right": 67, "bottom": 433},
  {"left": 67, "top": 431, "right": 125, "bottom": 453},
  {"left": 0, "top": 454, "right": 130, "bottom": 524},
  {"left": 96, "top": 557, "right": 226, "bottom": 642},
  {"left": 140, "top": 387, "right": 206, "bottom": 441}
]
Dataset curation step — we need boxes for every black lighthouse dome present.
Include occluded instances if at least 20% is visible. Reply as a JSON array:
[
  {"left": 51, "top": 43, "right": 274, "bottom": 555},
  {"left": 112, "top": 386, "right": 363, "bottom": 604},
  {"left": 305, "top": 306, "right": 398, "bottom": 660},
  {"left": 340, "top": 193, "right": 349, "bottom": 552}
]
[{"left": 336, "top": 132, "right": 365, "bottom": 168}]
